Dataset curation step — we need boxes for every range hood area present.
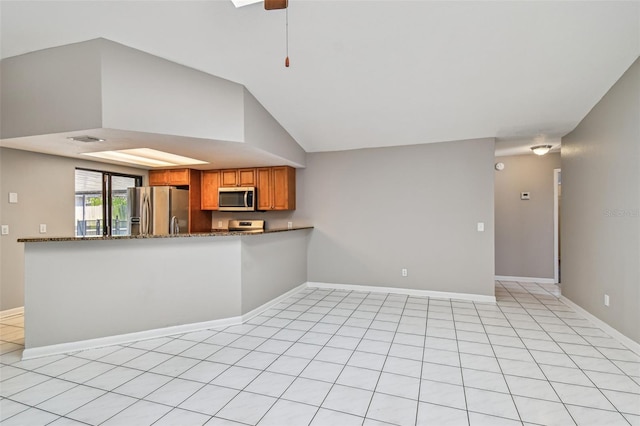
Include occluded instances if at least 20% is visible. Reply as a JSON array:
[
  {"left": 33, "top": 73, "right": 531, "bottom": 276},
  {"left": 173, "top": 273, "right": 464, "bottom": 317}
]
[{"left": 0, "top": 38, "right": 305, "bottom": 170}]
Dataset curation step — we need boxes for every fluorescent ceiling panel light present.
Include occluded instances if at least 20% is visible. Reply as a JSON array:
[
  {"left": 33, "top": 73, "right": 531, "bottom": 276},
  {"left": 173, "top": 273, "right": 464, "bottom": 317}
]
[
  {"left": 124, "top": 148, "right": 208, "bottom": 165},
  {"left": 83, "top": 148, "right": 208, "bottom": 167},
  {"left": 231, "top": 0, "right": 262, "bottom": 7}
]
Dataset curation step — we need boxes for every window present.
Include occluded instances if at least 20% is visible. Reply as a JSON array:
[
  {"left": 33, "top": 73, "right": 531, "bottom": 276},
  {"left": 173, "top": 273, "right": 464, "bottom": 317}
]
[{"left": 75, "top": 169, "right": 142, "bottom": 237}]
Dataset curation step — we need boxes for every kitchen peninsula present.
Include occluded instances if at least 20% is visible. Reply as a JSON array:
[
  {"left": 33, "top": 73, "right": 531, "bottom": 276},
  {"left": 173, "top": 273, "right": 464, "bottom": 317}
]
[{"left": 19, "top": 227, "right": 312, "bottom": 359}]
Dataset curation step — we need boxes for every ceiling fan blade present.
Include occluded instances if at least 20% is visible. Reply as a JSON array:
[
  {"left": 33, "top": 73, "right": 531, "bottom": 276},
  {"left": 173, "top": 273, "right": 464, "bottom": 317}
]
[
  {"left": 231, "top": 0, "right": 261, "bottom": 8},
  {"left": 265, "top": 0, "right": 287, "bottom": 10}
]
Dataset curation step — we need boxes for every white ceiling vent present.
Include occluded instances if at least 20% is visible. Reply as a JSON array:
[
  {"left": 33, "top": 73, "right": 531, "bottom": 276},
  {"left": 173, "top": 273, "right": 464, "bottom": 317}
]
[{"left": 68, "top": 136, "right": 106, "bottom": 143}]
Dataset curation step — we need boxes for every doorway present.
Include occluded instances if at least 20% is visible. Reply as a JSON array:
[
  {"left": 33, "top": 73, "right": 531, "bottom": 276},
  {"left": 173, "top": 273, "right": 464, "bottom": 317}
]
[{"left": 554, "top": 168, "right": 561, "bottom": 283}]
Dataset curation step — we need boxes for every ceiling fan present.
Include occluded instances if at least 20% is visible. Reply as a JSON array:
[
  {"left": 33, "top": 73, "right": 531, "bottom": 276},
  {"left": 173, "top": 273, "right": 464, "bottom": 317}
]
[
  {"left": 231, "top": 0, "right": 290, "bottom": 66},
  {"left": 231, "top": 0, "right": 287, "bottom": 10}
]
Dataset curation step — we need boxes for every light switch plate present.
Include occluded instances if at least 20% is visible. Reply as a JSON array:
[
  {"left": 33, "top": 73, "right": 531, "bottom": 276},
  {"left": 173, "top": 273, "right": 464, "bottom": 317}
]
[
  {"left": 9, "top": 192, "right": 18, "bottom": 203},
  {"left": 39, "top": 224, "right": 47, "bottom": 234},
  {"left": 1, "top": 225, "right": 8, "bottom": 235},
  {"left": 477, "top": 222, "right": 485, "bottom": 232}
]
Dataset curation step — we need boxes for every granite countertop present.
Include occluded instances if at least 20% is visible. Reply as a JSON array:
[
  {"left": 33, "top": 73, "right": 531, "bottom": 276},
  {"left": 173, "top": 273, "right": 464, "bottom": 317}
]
[{"left": 18, "top": 226, "right": 313, "bottom": 243}]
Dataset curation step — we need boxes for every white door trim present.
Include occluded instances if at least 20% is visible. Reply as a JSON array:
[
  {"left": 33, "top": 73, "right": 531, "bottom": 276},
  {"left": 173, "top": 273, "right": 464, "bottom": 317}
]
[{"left": 554, "top": 168, "right": 561, "bottom": 284}]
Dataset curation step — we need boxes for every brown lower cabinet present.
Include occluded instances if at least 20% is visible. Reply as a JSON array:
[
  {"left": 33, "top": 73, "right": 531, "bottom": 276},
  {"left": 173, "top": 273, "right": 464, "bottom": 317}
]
[{"left": 148, "top": 168, "right": 211, "bottom": 232}]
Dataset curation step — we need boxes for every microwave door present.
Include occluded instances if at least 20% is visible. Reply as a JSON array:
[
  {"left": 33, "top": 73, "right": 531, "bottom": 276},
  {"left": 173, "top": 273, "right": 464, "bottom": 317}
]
[
  {"left": 219, "top": 188, "right": 255, "bottom": 211},
  {"left": 219, "top": 191, "right": 238, "bottom": 209}
]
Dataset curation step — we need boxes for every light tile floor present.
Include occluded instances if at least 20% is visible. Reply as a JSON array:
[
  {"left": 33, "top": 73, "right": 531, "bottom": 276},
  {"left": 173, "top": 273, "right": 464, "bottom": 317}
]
[{"left": 1, "top": 281, "right": 639, "bottom": 425}]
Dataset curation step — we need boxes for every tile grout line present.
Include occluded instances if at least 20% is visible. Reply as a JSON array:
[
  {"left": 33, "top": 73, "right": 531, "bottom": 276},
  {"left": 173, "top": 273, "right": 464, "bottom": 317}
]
[
  {"left": 500, "top": 281, "right": 625, "bottom": 424},
  {"left": 209, "top": 288, "right": 373, "bottom": 424},
  {"left": 361, "top": 292, "right": 410, "bottom": 426},
  {"left": 1, "top": 283, "right": 638, "bottom": 425},
  {"left": 469, "top": 292, "right": 524, "bottom": 424},
  {"left": 303, "top": 289, "right": 393, "bottom": 426},
  {"left": 498, "top": 281, "right": 581, "bottom": 424}
]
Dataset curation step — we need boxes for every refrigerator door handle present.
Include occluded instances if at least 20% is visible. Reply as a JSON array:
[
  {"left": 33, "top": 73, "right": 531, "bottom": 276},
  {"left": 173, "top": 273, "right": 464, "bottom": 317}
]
[
  {"left": 142, "top": 193, "right": 151, "bottom": 235},
  {"left": 138, "top": 193, "right": 144, "bottom": 236},
  {"left": 170, "top": 216, "right": 179, "bottom": 235}
]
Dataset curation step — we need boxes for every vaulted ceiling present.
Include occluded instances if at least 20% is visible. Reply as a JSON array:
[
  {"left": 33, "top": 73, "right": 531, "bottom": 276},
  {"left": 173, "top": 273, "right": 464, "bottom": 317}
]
[{"left": 1, "top": 1, "right": 638, "bottom": 157}]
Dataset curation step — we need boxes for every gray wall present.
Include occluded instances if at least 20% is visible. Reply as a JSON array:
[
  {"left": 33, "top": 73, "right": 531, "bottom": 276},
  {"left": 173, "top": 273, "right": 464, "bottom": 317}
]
[
  {"left": 101, "top": 39, "right": 245, "bottom": 142},
  {"left": 24, "top": 237, "right": 243, "bottom": 348},
  {"left": 23, "top": 230, "right": 310, "bottom": 350},
  {"left": 2, "top": 39, "right": 307, "bottom": 168},
  {"left": 0, "top": 147, "right": 147, "bottom": 311},
  {"left": 241, "top": 229, "right": 310, "bottom": 313},
  {"left": 495, "top": 153, "right": 561, "bottom": 279},
  {"left": 562, "top": 58, "right": 639, "bottom": 344},
  {"left": 0, "top": 40, "right": 103, "bottom": 139},
  {"left": 0, "top": 38, "right": 244, "bottom": 142},
  {"left": 243, "top": 89, "right": 306, "bottom": 168},
  {"left": 293, "top": 138, "right": 496, "bottom": 297}
]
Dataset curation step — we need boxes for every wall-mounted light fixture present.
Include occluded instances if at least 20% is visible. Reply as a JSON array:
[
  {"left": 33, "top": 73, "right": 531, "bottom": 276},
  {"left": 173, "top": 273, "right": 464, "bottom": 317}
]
[{"left": 531, "top": 145, "right": 552, "bottom": 156}]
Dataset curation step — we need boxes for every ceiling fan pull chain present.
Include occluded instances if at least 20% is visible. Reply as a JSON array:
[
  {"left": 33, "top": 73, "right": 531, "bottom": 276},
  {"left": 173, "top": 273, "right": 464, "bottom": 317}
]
[{"left": 285, "top": 4, "right": 290, "bottom": 67}]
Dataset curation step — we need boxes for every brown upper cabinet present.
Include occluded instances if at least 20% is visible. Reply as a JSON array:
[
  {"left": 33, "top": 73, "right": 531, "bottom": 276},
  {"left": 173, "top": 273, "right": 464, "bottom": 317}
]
[
  {"left": 201, "top": 170, "right": 220, "bottom": 210},
  {"left": 202, "top": 166, "right": 295, "bottom": 211},
  {"left": 148, "top": 168, "right": 211, "bottom": 233},
  {"left": 220, "top": 169, "right": 256, "bottom": 187},
  {"left": 148, "top": 169, "right": 191, "bottom": 186},
  {"left": 257, "top": 166, "right": 296, "bottom": 211}
]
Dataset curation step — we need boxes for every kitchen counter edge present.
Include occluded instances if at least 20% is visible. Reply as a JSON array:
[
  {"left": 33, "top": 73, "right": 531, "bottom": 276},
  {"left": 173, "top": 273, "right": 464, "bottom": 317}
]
[{"left": 17, "top": 226, "right": 314, "bottom": 243}]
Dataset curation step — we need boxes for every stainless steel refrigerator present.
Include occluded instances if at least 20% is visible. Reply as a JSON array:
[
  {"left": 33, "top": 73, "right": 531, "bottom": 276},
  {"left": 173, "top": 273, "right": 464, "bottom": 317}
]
[{"left": 127, "top": 187, "right": 189, "bottom": 236}]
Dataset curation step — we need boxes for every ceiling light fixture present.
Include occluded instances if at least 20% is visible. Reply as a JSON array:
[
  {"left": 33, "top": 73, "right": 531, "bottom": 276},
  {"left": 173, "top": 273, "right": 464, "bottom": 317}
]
[
  {"left": 531, "top": 145, "right": 553, "bottom": 156},
  {"left": 82, "top": 148, "right": 208, "bottom": 168}
]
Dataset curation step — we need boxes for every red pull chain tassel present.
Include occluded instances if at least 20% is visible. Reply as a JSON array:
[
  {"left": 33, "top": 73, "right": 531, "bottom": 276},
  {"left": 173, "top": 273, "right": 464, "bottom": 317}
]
[{"left": 285, "top": 56, "right": 290, "bottom": 67}]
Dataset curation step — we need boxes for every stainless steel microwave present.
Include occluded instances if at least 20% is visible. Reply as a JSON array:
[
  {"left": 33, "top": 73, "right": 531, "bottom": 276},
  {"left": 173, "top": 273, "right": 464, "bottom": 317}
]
[{"left": 218, "top": 187, "right": 256, "bottom": 211}]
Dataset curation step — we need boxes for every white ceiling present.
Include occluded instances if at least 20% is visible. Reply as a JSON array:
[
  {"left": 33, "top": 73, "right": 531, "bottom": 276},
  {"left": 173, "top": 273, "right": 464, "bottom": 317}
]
[{"left": 1, "top": 0, "right": 639, "bottom": 160}]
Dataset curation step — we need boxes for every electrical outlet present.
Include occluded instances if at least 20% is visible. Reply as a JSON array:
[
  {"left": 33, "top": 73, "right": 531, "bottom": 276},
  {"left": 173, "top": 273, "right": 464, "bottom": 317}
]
[
  {"left": 9, "top": 192, "right": 18, "bottom": 203},
  {"left": 1, "top": 225, "right": 8, "bottom": 235},
  {"left": 287, "top": 221, "right": 293, "bottom": 230},
  {"left": 39, "top": 224, "right": 47, "bottom": 234},
  {"left": 477, "top": 222, "right": 485, "bottom": 232},
  {"left": 218, "top": 221, "right": 223, "bottom": 228},
  {"left": 604, "top": 294, "right": 610, "bottom": 307},
  {"left": 402, "top": 268, "right": 408, "bottom": 277}
]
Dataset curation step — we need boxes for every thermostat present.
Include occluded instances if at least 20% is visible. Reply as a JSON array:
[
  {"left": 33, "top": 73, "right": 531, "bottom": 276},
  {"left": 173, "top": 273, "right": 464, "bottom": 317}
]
[
  {"left": 495, "top": 162, "right": 505, "bottom": 171},
  {"left": 521, "top": 192, "right": 530, "bottom": 200}
]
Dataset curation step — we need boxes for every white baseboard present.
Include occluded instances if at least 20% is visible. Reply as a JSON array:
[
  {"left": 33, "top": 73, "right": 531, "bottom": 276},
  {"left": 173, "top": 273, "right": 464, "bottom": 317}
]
[
  {"left": 22, "top": 316, "right": 243, "bottom": 360},
  {"left": 22, "top": 282, "right": 309, "bottom": 360},
  {"left": 0, "top": 306, "right": 24, "bottom": 319},
  {"left": 496, "top": 275, "right": 556, "bottom": 284},
  {"left": 306, "top": 282, "right": 496, "bottom": 304},
  {"left": 559, "top": 296, "right": 640, "bottom": 356},
  {"left": 241, "top": 282, "right": 308, "bottom": 322}
]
